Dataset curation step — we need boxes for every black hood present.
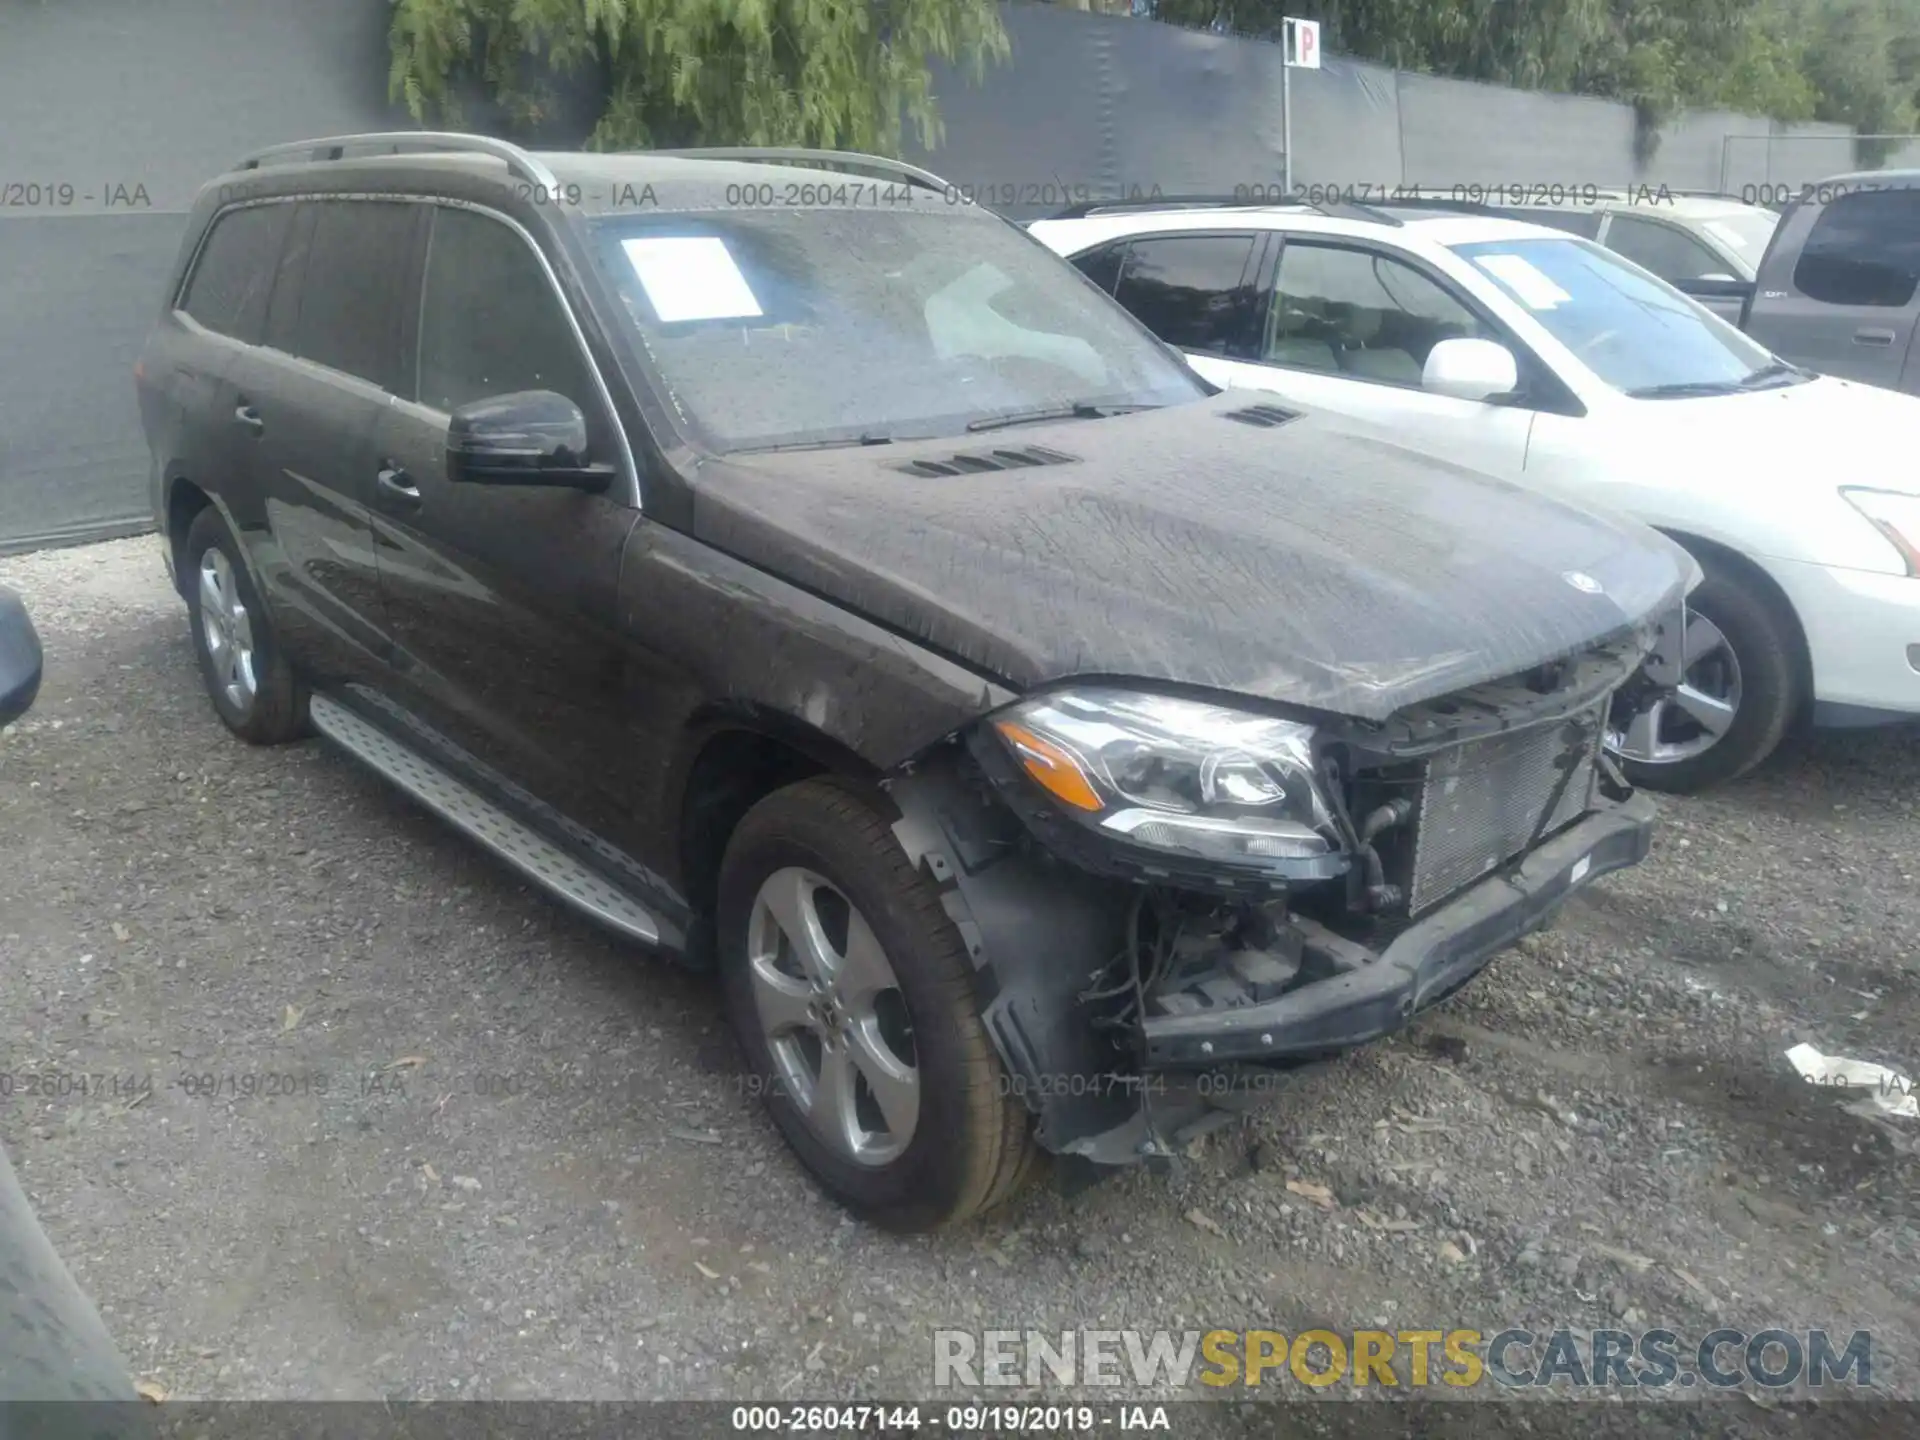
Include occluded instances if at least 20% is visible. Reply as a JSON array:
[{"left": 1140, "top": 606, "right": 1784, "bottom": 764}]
[{"left": 691, "top": 395, "right": 1692, "bottom": 722}]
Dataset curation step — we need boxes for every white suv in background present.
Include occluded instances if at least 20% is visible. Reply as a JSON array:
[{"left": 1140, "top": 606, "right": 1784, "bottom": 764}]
[{"left": 1030, "top": 199, "right": 1920, "bottom": 792}]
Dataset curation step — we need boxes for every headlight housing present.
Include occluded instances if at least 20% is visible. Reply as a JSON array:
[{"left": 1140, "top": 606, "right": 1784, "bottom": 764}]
[
  {"left": 982, "top": 687, "right": 1346, "bottom": 880},
  {"left": 1841, "top": 488, "right": 1920, "bottom": 576}
]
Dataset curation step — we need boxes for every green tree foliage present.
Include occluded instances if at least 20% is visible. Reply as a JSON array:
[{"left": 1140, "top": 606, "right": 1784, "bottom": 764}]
[
  {"left": 388, "top": 0, "right": 1009, "bottom": 153},
  {"left": 1150, "top": 0, "right": 1918, "bottom": 141},
  {"left": 1787, "top": 0, "right": 1920, "bottom": 159}
]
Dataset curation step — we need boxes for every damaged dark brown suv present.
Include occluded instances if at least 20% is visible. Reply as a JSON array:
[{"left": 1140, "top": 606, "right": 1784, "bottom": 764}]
[{"left": 137, "top": 134, "right": 1692, "bottom": 1230}]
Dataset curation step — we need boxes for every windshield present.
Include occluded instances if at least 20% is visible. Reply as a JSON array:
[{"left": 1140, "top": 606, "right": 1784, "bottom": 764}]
[
  {"left": 1451, "top": 236, "right": 1785, "bottom": 396},
  {"left": 1695, "top": 209, "right": 1780, "bottom": 272},
  {"left": 588, "top": 206, "right": 1205, "bottom": 451}
]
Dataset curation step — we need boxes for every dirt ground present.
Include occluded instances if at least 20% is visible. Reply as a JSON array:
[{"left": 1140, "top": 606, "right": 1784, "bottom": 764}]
[{"left": 2, "top": 535, "right": 1916, "bottom": 1430}]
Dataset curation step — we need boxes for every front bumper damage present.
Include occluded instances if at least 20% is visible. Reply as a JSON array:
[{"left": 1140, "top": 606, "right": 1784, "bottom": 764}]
[
  {"left": 1139, "top": 794, "right": 1654, "bottom": 1065},
  {"left": 888, "top": 749, "right": 1655, "bottom": 1178}
]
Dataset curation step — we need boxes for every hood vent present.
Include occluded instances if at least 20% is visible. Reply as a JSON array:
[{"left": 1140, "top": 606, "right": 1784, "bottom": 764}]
[
  {"left": 1223, "top": 402, "right": 1300, "bottom": 429},
  {"left": 897, "top": 445, "right": 1077, "bottom": 478}
]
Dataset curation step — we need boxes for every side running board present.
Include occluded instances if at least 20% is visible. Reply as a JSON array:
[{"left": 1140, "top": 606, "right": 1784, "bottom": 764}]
[{"left": 307, "top": 693, "right": 663, "bottom": 946}]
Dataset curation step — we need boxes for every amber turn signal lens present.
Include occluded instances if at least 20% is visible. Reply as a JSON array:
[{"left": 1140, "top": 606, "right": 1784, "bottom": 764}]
[{"left": 994, "top": 720, "right": 1104, "bottom": 812}]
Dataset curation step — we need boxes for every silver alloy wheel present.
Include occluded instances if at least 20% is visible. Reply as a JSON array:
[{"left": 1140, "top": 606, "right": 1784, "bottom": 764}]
[
  {"left": 198, "top": 548, "right": 258, "bottom": 713},
  {"left": 745, "top": 866, "right": 919, "bottom": 1167},
  {"left": 1607, "top": 610, "right": 1742, "bottom": 765}
]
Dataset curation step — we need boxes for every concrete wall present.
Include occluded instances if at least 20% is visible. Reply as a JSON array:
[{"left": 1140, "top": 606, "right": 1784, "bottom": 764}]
[
  {"left": 0, "top": 0, "right": 1899, "bottom": 550},
  {"left": 0, "top": 0, "right": 409, "bottom": 554}
]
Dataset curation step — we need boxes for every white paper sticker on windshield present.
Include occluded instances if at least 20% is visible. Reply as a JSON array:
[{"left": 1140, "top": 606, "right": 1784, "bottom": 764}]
[
  {"left": 621, "top": 236, "right": 763, "bottom": 323},
  {"left": 1475, "top": 253, "right": 1572, "bottom": 310}
]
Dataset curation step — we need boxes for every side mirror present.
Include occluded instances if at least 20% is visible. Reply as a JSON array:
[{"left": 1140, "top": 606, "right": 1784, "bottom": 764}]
[
  {"left": 0, "top": 587, "right": 44, "bottom": 728},
  {"left": 447, "top": 390, "right": 615, "bottom": 492},
  {"left": 1422, "top": 337, "right": 1520, "bottom": 402}
]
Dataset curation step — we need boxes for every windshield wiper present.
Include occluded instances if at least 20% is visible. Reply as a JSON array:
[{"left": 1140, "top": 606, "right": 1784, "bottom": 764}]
[
  {"left": 1739, "top": 360, "right": 1810, "bottom": 390},
  {"left": 965, "top": 401, "right": 1159, "bottom": 433},
  {"left": 731, "top": 432, "right": 896, "bottom": 454},
  {"left": 1624, "top": 380, "right": 1745, "bottom": 399}
]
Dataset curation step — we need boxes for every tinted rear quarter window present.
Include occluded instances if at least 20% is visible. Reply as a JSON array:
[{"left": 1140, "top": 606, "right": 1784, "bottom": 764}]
[
  {"left": 1071, "top": 243, "right": 1125, "bottom": 296},
  {"left": 1793, "top": 189, "right": 1920, "bottom": 307},
  {"left": 290, "top": 200, "right": 419, "bottom": 390},
  {"left": 1112, "top": 235, "right": 1261, "bottom": 356},
  {"left": 179, "top": 204, "right": 293, "bottom": 342}
]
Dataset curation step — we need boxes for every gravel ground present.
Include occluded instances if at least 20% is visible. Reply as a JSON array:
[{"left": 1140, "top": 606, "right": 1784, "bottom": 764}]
[{"left": 2, "top": 535, "right": 1917, "bottom": 1430}]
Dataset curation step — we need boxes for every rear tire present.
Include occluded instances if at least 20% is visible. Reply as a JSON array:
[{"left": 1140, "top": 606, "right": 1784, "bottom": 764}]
[
  {"left": 717, "top": 776, "right": 1036, "bottom": 1231},
  {"left": 1611, "top": 555, "right": 1802, "bottom": 794},
  {"left": 184, "top": 506, "right": 308, "bottom": 746}
]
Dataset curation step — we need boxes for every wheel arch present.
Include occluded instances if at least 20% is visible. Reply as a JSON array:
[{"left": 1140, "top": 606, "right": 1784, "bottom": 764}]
[
  {"left": 1655, "top": 526, "right": 1815, "bottom": 709},
  {"left": 674, "top": 707, "right": 889, "bottom": 947},
  {"left": 163, "top": 472, "right": 214, "bottom": 597},
  {"left": 165, "top": 477, "right": 285, "bottom": 631}
]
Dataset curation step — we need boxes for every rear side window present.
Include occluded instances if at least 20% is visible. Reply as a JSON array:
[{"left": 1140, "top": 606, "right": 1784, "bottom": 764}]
[
  {"left": 179, "top": 205, "right": 292, "bottom": 342},
  {"left": 290, "top": 200, "right": 418, "bottom": 391},
  {"left": 262, "top": 203, "right": 317, "bottom": 354},
  {"left": 414, "top": 206, "right": 596, "bottom": 414},
  {"left": 1603, "top": 214, "right": 1725, "bottom": 283},
  {"left": 1071, "top": 243, "right": 1125, "bottom": 296},
  {"left": 1112, "top": 235, "right": 1261, "bottom": 356},
  {"left": 1793, "top": 189, "right": 1920, "bottom": 308},
  {"left": 1267, "top": 242, "right": 1488, "bottom": 384}
]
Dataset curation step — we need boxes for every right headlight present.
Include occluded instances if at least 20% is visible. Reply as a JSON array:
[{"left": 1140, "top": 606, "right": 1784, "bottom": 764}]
[
  {"left": 986, "top": 687, "right": 1343, "bottom": 870},
  {"left": 1841, "top": 488, "right": 1920, "bottom": 576}
]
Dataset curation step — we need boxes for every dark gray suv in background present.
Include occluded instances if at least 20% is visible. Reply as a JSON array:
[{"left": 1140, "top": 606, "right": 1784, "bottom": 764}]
[
  {"left": 1743, "top": 171, "right": 1920, "bottom": 393},
  {"left": 136, "top": 133, "right": 1689, "bottom": 1229}
]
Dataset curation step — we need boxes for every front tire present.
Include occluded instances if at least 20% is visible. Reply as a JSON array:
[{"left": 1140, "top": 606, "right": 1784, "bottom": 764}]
[
  {"left": 183, "top": 506, "right": 308, "bottom": 746},
  {"left": 717, "top": 777, "right": 1037, "bottom": 1231},
  {"left": 1608, "top": 555, "right": 1803, "bottom": 794}
]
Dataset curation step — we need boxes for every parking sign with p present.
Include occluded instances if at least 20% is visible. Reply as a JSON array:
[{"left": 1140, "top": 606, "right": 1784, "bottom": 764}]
[{"left": 1285, "top": 17, "right": 1321, "bottom": 68}]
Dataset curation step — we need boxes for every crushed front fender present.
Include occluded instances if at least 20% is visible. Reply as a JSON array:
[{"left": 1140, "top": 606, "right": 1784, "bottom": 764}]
[{"left": 886, "top": 746, "right": 1269, "bottom": 1173}]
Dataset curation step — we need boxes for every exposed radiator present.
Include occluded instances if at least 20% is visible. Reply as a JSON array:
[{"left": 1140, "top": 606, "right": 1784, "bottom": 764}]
[{"left": 1407, "top": 703, "right": 1604, "bottom": 914}]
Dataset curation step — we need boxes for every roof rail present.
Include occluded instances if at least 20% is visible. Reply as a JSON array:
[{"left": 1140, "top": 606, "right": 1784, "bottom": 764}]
[
  {"left": 1047, "top": 193, "right": 1275, "bottom": 219},
  {"left": 1051, "top": 193, "right": 1408, "bottom": 228},
  {"left": 233, "top": 132, "right": 560, "bottom": 192},
  {"left": 1360, "top": 196, "right": 1499, "bottom": 214},
  {"left": 1319, "top": 199, "right": 1406, "bottom": 226},
  {"left": 646, "top": 147, "right": 953, "bottom": 195}
]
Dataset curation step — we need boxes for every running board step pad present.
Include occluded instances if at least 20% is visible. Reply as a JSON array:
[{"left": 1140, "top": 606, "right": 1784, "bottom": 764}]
[{"left": 307, "top": 693, "right": 662, "bottom": 946}]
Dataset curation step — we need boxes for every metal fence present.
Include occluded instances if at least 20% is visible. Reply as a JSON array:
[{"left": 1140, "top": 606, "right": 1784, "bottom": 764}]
[{"left": 903, "top": 5, "right": 1894, "bottom": 215}]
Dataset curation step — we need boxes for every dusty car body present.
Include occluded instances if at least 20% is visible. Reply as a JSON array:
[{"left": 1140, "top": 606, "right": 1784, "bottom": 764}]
[{"left": 136, "top": 134, "right": 1691, "bottom": 1226}]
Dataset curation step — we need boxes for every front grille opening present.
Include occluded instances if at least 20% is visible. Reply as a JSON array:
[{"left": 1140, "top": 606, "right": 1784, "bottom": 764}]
[
  {"left": 897, "top": 445, "right": 1076, "bottom": 478},
  {"left": 1343, "top": 756, "right": 1425, "bottom": 924},
  {"left": 1520, "top": 657, "right": 1575, "bottom": 694},
  {"left": 1405, "top": 705, "right": 1604, "bottom": 914},
  {"left": 1339, "top": 702, "right": 1605, "bottom": 920}
]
